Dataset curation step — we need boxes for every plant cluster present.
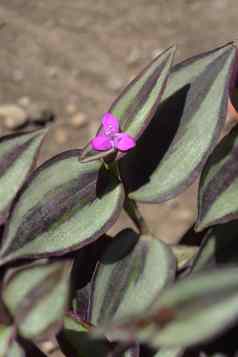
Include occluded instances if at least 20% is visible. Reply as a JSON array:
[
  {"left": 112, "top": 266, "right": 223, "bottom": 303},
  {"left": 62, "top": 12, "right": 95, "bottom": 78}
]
[{"left": 1, "top": 42, "right": 238, "bottom": 357}]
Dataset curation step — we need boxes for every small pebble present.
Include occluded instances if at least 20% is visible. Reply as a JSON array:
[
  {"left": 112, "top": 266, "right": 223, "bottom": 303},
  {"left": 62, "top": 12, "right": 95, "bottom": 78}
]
[
  {"left": 54, "top": 127, "right": 68, "bottom": 144},
  {"left": 26, "top": 103, "right": 55, "bottom": 125},
  {"left": 106, "top": 76, "right": 123, "bottom": 91},
  {"left": 0, "top": 105, "right": 28, "bottom": 129},
  {"left": 69, "top": 112, "right": 87, "bottom": 128},
  {"left": 127, "top": 47, "right": 141, "bottom": 65},
  {"left": 18, "top": 96, "right": 31, "bottom": 108},
  {"left": 66, "top": 103, "right": 77, "bottom": 115},
  {"left": 12, "top": 69, "right": 24, "bottom": 82},
  {"left": 48, "top": 66, "right": 58, "bottom": 79}
]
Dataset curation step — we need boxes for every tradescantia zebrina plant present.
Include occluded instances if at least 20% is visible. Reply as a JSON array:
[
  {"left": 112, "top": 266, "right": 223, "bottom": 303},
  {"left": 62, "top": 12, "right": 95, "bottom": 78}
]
[{"left": 1, "top": 42, "right": 238, "bottom": 357}]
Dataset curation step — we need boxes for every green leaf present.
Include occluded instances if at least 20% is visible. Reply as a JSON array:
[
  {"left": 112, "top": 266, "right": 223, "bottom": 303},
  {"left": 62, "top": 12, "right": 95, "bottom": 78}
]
[
  {"left": 119, "top": 43, "right": 236, "bottom": 203},
  {"left": 94, "top": 267, "right": 238, "bottom": 349},
  {"left": 0, "top": 150, "right": 124, "bottom": 264},
  {"left": 0, "top": 130, "right": 46, "bottom": 224},
  {"left": 2, "top": 259, "right": 71, "bottom": 340},
  {"left": 154, "top": 347, "right": 184, "bottom": 357},
  {"left": 191, "top": 220, "right": 238, "bottom": 273},
  {"left": 57, "top": 313, "right": 110, "bottom": 357},
  {"left": 0, "top": 325, "right": 24, "bottom": 357},
  {"left": 90, "top": 229, "right": 176, "bottom": 325},
  {"left": 80, "top": 46, "right": 175, "bottom": 162},
  {"left": 196, "top": 125, "right": 238, "bottom": 231}
]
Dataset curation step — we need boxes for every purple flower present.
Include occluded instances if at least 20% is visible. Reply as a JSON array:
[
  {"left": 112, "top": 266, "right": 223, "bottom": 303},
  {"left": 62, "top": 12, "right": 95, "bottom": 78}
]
[{"left": 91, "top": 112, "right": 136, "bottom": 152}]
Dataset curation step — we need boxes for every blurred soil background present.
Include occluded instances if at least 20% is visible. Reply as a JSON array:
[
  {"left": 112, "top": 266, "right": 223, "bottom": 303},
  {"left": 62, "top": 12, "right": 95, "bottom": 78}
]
[{"left": 0, "top": 0, "right": 238, "bottom": 247}]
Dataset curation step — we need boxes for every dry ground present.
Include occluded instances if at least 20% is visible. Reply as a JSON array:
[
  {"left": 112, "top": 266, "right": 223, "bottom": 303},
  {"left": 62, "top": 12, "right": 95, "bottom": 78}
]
[{"left": 0, "top": 0, "right": 237, "bottom": 244}]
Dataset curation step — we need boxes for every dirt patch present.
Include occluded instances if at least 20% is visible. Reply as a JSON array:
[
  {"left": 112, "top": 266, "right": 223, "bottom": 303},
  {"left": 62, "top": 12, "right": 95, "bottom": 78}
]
[{"left": 0, "top": 0, "right": 237, "bottom": 245}]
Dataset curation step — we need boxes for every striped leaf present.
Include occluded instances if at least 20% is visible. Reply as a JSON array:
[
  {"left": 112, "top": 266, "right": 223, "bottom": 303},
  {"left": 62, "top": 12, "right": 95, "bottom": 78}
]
[
  {"left": 191, "top": 220, "right": 238, "bottom": 273},
  {"left": 89, "top": 229, "right": 176, "bottom": 325},
  {"left": 80, "top": 46, "right": 175, "bottom": 162},
  {"left": 0, "top": 325, "right": 25, "bottom": 357},
  {"left": 0, "top": 150, "right": 124, "bottom": 265},
  {"left": 57, "top": 313, "right": 111, "bottom": 357},
  {"left": 196, "top": 125, "right": 238, "bottom": 231},
  {"left": 0, "top": 130, "right": 46, "bottom": 224},
  {"left": 119, "top": 43, "right": 237, "bottom": 203},
  {"left": 94, "top": 267, "right": 238, "bottom": 349},
  {"left": 2, "top": 260, "right": 71, "bottom": 340},
  {"left": 154, "top": 347, "right": 184, "bottom": 357}
]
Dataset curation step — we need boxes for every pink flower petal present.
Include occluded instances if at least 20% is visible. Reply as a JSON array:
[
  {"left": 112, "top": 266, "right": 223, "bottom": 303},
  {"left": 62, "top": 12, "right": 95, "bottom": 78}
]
[
  {"left": 91, "top": 135, "right": 112, "bottom": 151},
  {"left": 114, "top": 133, "right": 136, "bottom": 152},
  {"left": 102, "top": 112, "right": 120, "bottom": 133}
]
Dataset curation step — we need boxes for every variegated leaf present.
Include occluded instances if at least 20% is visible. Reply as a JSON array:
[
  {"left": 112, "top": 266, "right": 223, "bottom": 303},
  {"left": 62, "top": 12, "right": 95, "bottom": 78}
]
[
  {"left": 0, "top": 150, "right": 124, "bottom": 265},
  {"left": 119, "top": 43, "right": 237, "bottom": 203},
  {"left": 2, "top": 260, "right": 71, "bottom": 340},
  {"left": 196, "top": 125, "right": 238, "bottom": 231},
  {"left": 57, "top": 313, "right": 111, "bottom": 357},
  {"left": 80, "top": 46, "right": 175, "bottom": 162},
  {"left": 0, "top": 325, "right": 24, "bottom": 357},
  {"left": 191, "top": 220, "right": 238, "bottom": 273},
  {"left": 154, "top": 347, "right": 184, "bottom": 357},
  {"left": 89, "top": 229, "right": 176, "bottom": 325},
  {"left": 0, "top": 130, "right": 46, "bottom": 224},
  {"left": 94, "top": 267, "right": 238, "bottom": 348}
]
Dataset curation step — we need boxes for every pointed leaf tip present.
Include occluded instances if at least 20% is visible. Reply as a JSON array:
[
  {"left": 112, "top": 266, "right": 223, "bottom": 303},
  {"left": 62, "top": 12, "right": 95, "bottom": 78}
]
[
  {"left": 121, "top": 43, "right": 236, "bottom": 203},
  {"left": 80, "top": 45, "right": 176, "bottom": 162}
]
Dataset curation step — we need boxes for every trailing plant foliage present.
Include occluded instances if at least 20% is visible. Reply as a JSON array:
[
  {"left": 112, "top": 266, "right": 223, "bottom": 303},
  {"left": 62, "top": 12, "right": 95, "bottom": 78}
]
[{"left": 0, "top": 42, "right": 238, "bottom": 356}]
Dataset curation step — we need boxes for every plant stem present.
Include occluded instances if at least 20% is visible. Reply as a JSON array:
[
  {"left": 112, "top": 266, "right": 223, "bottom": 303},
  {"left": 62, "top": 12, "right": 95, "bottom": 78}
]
[{"left": 124, "top": 198, "right": 150, "bottom": 235}]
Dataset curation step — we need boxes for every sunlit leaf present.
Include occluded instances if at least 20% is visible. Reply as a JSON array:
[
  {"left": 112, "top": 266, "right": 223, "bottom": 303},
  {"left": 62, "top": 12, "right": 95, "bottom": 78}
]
[
  {"left": 0, "top": 130, "right": 46, "bottom": 224},
  {"left": 94, "top": 267, "right": 238, "bottom": 349},
  {"left": 196, "top": 125, "right": 238, "bottom": 231},
  {"left": 90, "top": 229, "right": 176, "bottom": 325},
  {"left": 0, "top": 325, "right": 25, "bottom": 357},
  {"left": 0, "top": 150, "right": 124, "bottom": 265},
  {"left": 80, "top": 46, "right": 175, "bottom": 162},
  {"left": 2, "top": 260, "right": 71, "bottom": 340},
  {"left": 120, "top": 43, "right": 237, "bottom": 203},
  {"left": 154, "top": 347, "right": 184, "bottom": 357}
]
